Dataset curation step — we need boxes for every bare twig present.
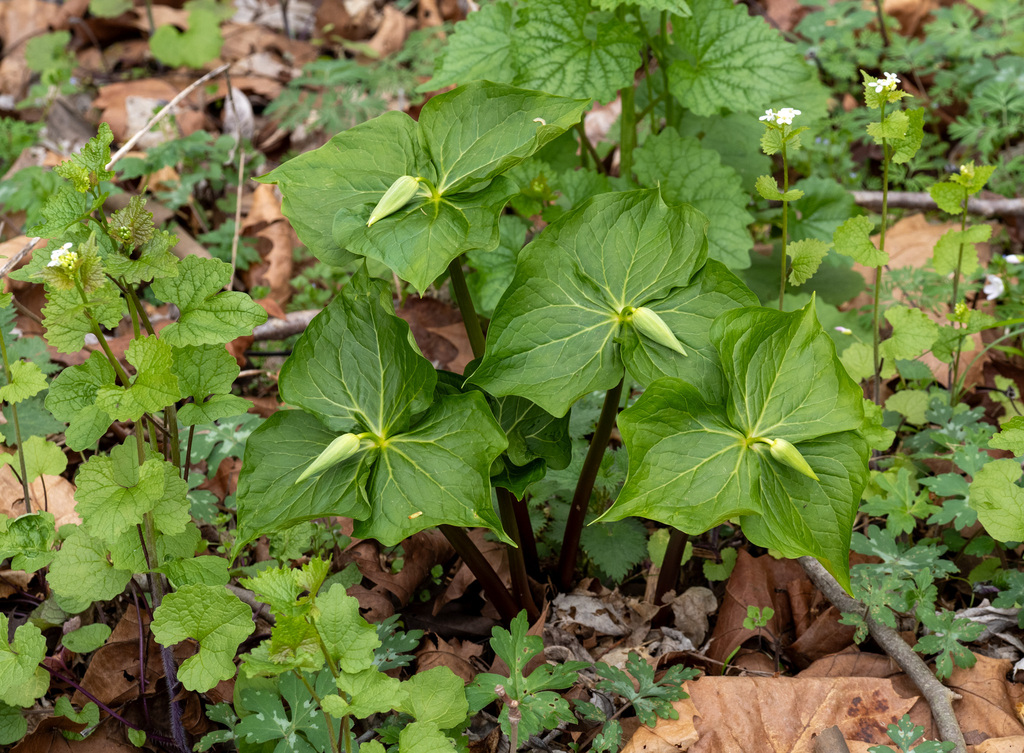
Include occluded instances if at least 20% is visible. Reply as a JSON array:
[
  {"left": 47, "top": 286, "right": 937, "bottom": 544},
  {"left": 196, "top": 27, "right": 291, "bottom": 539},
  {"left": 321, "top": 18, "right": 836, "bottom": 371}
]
[
  {"left": 813, "top": 725, "right": 851, "bottom": 753},
  {"left": 799, "top": 557, "right": 966, "bottom": 753},
  {"left": 851, "top": 190, "right": 1024, "bottom": 218},
  {"left": 106, "top": 63, "right": 232, "bottom": 170},
  {"left": 252, "top": 309, "right": 320, "bottom": 340}
]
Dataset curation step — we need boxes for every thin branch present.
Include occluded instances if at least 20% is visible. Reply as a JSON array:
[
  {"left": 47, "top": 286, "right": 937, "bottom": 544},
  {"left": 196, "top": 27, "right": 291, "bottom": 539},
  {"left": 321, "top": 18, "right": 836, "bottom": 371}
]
[
  {"left": 106, "top": 63, "right": 231, "bottom": 170},
  {"left": 799, "top": 557, "right": 966, "bottom": 753},
  {"left": 851, "top": 190, "right": 1024, "bottom": 218}
]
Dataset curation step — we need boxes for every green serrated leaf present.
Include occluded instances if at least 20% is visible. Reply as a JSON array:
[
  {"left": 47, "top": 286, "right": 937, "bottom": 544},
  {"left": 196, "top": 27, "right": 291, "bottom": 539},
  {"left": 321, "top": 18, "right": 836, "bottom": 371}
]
[
  {"left": 833, "top": 215, "right": 887, "bottom": 267},
  {"left": 892, "top": 108, "right": 925, "bottom": 165},
  {"left": 0, "top": 702, "right": 27, "bottom": 745},
  {"left": 932, "top": 224, "right": 992, "bottom": 277},
  {"left": 151, "top": 584, "right": 255, "bottom": 692},
  {"left": 0, "top": 615, "right": 48, "bottom": 708},
  {"left": 421, "top": 2, "right": 515, "bottom": 91},
  {"left": 95, "top": 336, "right": 180, "bottom": 421},
  {"left": 929, "top": 182, "right": 967, "bottom": 215},
  {"left": 634, "top": 128, "right": 754, "bottom": 269},
  {"left": 104, "top": 229, "right": 179, "bottom": 284},
  {"left": 62, "top": 623, "right": 112, "bottom": 653},
  {"left": 786, "top": 238, "right": 830, "bottom": 286},
  {"left": 314, "top": 584, "right": 381, "bottom": 674},
  {"left": 151, "top": 256, "right": 266, "bottom": 346},
  {"left": 580, "top": 518, "right": 648, "bottom": 581},
  {"left": 970, "top": 458, "right": 1024, "bottom": 542},
  {"left": 41, "top": 282, "right": 125, "bottom": 354},
  {"left": 48, "top": 526, "right": 132, "bottom": 610},
  {"left": 44, "top": 351, "right": 115, "bottom": 450},
  {"left": 0, "top": 435, "right": 67, "bottom": 484},
  {"left": 0, "top": 360, "right": 46, "bottom": 404},
  {"left": 879, "top": 306, "right": 939, "bottom": 364},
  {"left": 990, "top": 416, "right": 1024, "bottom": 456},
  {"left": 866, "top": 110, "right": 910, "bottom": 144},
  {"left": 399, "top": 667, "right": 469, "bottom": 728}
]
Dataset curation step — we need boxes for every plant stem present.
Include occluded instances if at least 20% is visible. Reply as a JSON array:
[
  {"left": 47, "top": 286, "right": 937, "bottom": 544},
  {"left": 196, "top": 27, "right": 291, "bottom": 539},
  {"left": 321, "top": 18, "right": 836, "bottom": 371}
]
[
  {"left": 511, "top": 493, "right": 540, "bottom": 579},
  {"left": 576, "top": 120, "right": 604, "bottom": 174},
  {"left": 447, "top": 257, "right": 486, "bottom": 360},
  {"left": 800, "top": 557, "right": 966, "bottom": 753},
  {"left": 439, "top": 524, "right": 519, "bottom": 621},
  {"left": 297, "top": 671, "right": 342, "bottom": 753},
  {"left": 0, "top": 326, "right": 31, "bottom": 511},
  {"left": 873, "top": 0, "right": 890, "bottom": 49},
  {"left": 659, "top": 11, "right": 675, "bottom": 128},
  {"left": 779, "top": 142, "right": 790, "bottom": 311},
  {"left": 558, "top": 379, "right": 624, "bottom": 591},
  {"left": 948, "top": 191, "right": 969, "bottom": 405},
  {"left": 496, "top": 487, "right": 539, "bottom": 622},
  {"left": 619, "top": 77, "right": 636, "bottom": 181},
  {"left": 653, "top": 528, "right": 689, "bottom": 606},
  {"left": 871, "top": 104, "right": 890, "bottom": 406}
]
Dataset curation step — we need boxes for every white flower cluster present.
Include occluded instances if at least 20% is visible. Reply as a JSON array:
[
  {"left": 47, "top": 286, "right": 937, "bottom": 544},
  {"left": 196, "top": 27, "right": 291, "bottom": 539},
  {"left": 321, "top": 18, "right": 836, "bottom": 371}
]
[
  {"left": 984, "top": 274, "right": 1005, "bottom": 301},
  {"left": 47, "top": 242, "right": 78, "bottom": 270},
  {"left": 872, "top": 72, "right": 901, "bottom": 93},
  {"left": 759, "top": 107, "right": 801, "bottom": 126}
]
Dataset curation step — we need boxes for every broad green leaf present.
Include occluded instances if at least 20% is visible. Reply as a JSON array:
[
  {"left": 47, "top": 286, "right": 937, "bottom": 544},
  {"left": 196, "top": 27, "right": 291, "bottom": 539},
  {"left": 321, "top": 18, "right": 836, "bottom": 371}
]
[
  {"left": 151, "top": 458, "right": 191, "bottom": 536},
  {"left": 400, "top": 722, "right": 458, "bottom": 753},
  {"left": 466, "top": 215, "right": 527, "bottom": 317},
  {"left": 48, "top": 526, "right": 132, "bottom": 610},
  {"left": 74, "top": 441, "right": 166, "bottom": 545},
  {"left": 235, "top": 410, "right": 373, "bottom": 549},
  {"left": 314, "top": 584, "right": 381, "bottom": 674},
  {"left": 161, "top": 556, "right": 230, "bottom": 588},
  {"left": 677, "top": 112, "right": 771, "bottom": 187},
  {"left": 990, "top": 416, "right": 1024, "bottom": 456},
  {"left": 0, "top": 360, "right": 46, "bottom": 404},
  {"left": 173, "top": 344, "right": 250, "bottom": 425},
  {"left": 421, "top": 2, "right": 515, "bottom": 91},
  {"left": 970, "top": 459, "right": 1024, "bottom": 542},
  {"left": 240, "top": 559, "right": 330, "bottom": 619},
  {"left": 885, "top": 390, "right": 930, "bottom": 425},
  {"left": 104, "top": 229, "right": 179, "bottom": 284},
  {"left": 879, "top": 306, "right": 939, "bottom": 363},
  {"left": 29, "top": 184, "right": 92, "bottom": 241},
  {"left": 95, "top": 336, "right": 180, "bottom": 421},
  {"left": 0, "top": 512, "right": 56, "bottom": 572},
  {"left": 0, "top": 703, "right": 26, "bottom": 744},
  {"left": 42, "top": 283, "right": 125, "bottom": 354},
  {"left": 279, "top": 270, "right": 435, "bottom": 436},
  {"left": 261, "top": 82, "right": 588, "bottom": 292},
  {"left": 150, "top": 256, "right": 266, "bottom": 346},
  {"left": 634, "top": 128, "right": 753, "bottom": 269},
  {"left": 353, "top": 392, "right": 510, "bottom": 546},
  {"left": 786, "top": 239, "right": 830, "bottom": 285},
  {"left": 151, "top": 584, "right": 255, "bottom": 692},
  {"left": 513, "top": 0, "right": 641, "bottom": 103},
  {"left": 666, "top": 0, "right": 811, "bottom": 117},
  {"left": 109, "top": 521, "right": 201, "bottom": 575},
  {"left": 865, "top": 110, "right": 909, "bottom": 143},
  {"left": 62, "top": 623, "right": 112, "bottom": 653},
  {"left": 149, "top": 8, "right": 223, "bottom": 68},
  {"left": 932, "top": 224, "right": 992, "bottom": 277},
  {"left": 713, "top": 301, "right": 864, "bottom": 442},
  {"left": 833, "top": 215, "right": 887, "bottom": 267},
  {"left": 0, "top": 615, "right": 47, "bottom": 708},
  {"left": 470, "top": 190, "right": 711, "bottom": 417},
  {"left": 929, "top": 182, "right": 966, "bottom": 215},
  {"left": 0, "top": 435, "right": 67, "bottom": 483},
  {"left": 788, "top": 177, "right": 857, "bottom": 243},
  {"left": 618, "top": 260, "right": 758, "bottom": 398},
  {"left": 325, "top": 668, "right": 406, "bottom": 719},
  {"left": 44, "top": 351, "right": 115, "bottom": 450},
  {"left": 892, "top": 108, "right": 925, "bottom": 165},
  {"left": 603, "top": 302, "right": 866, "bottom": 587},
  {"left": 236, "top": 672, "right": 339, "bottom": 750},
  {"left": 400, "top": 668, "right": 469, "bottom": 728},
  {"left": 754, "top": 175, "right": 802, "bottom": 202},
  {"left": 491, "top": 394, "right": 572, "bottom": 472}
]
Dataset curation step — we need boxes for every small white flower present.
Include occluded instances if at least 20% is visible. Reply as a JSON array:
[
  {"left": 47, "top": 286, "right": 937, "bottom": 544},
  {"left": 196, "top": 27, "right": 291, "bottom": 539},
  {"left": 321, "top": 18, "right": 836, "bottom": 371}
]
[
  {"left": 759, "top": 108, "right": 776, "bottom": 122},
  {"left": 774, "top": 107, "right": 802, "bottom": 125},
  {"left": 872, "top": 71, "right": 901, "bottom": 93},
  {"left": 1006, "top": 255, "right": 1021, "bottom": 264},
  {"left": 834, "top": 326, "right": 852, "bottom": 335},
  {"left": 984, "top": 274, "right": 1005, "bottom": 301},
  {"left": 47, "top": 242, "right": 76, "bottom": 269}
]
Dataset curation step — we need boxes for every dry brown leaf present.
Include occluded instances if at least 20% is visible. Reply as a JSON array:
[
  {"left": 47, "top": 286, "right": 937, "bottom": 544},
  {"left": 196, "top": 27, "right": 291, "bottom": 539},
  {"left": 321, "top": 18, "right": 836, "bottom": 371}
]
[
  {"left": 253, "top": 222, "right": 297, "bottom": 307},
  {"left": 621, "top": 696, "right": 699, "bottom": 753},
  {"left": 345, "top": 529, "right": 454, "bottom": 606},
  {"left": 416, "top": 634, "right": 483, "bottom": 682},
  {"left": 883, "top": 0, "right": 936, "bottom": 36},
  {"left": 219, "top": 22, "right": 319, "bottom": 67},
  {"left": 93, "top": 78, "right": 209, "bottom": 141},
  {"left": 365, "top": 5, "right": 417, "bottom": 60},
  {"left": 13, "top": 718, "right": 138, "bottom": 753},
  {"left": 72, "top": 609, "right": 164, "bottom": 708},
  {"left": 974, "top": 737, "right": 1024, "bottom": 752},
  {"left": 243, "top": 182, "right": 286, "bottom": 233},
  {"left": 396, "top": 297, "right": 474, "bottom": 373},
  {"left": 0, "top": 465, "right": 78, "bottom": 528}
]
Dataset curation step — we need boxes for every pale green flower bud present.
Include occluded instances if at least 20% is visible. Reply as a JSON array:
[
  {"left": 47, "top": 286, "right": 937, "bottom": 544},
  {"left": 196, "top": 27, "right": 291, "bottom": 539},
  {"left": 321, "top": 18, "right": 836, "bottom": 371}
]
[
  {"left": 295, "top": 433, "right": 362, "bottom": 484},
  {"left": 367, "top": 175, "right": 422, "bottom": 227},
  {"left": 631, "top": 306, "right": 687, "bottom": 356},
  {"left": 767, "top": 438, "right": 818, "bottom": 481}
]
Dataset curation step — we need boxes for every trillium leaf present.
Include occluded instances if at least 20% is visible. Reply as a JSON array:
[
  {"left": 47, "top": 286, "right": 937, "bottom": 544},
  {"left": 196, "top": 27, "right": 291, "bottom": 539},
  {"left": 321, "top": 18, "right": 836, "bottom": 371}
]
[
  {"left": 261, "top": 82, "right": 589, "bottom": 292},
  {"left": 353, "top": 392, "right": 510, "bottom": 546},
  {"left": 603, "top": 302, "right": 867, "bottom": 588},
  {"left": 470, "top": 190, "right": 710, "bottom": 417},
  {"left": 619, "top": 260, "right": 757, "bottom": 398},
  {"left": 280, "top": 269, "right": 436, "bottom": 436},
  {"left": 235, "top": 410, "right": 374, "bottom": 549}
]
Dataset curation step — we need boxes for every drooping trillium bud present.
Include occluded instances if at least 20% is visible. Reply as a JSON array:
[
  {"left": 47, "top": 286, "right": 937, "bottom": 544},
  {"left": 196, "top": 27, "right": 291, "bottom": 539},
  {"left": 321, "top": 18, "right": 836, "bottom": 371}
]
[
  {"left": 295, "top": 432, "right": 362, "bottom": 484},
  {"left": 767, "top": 438, "right": 819, "bottom": 481},
  {"left": 367, "top": 175, "right": 422, "bottom": 227},
  {"left": 630, "top": 307, "right": 687, "bottom": 356}
]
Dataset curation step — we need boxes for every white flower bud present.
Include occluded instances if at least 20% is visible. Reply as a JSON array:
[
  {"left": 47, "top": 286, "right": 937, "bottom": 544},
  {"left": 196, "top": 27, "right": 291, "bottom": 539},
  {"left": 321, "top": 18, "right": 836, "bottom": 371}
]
[
  {"left": 630, "top": 307, "right": 687, "bottom": 356},
  {"left": 296, "top": 433, "right": 362, "bottom": 484},
  {"left": 367, "top": 175, "right": 422, "bottom": 227},
  {"left": 767, "top": 438, "right": 818, "bottom": 481}
]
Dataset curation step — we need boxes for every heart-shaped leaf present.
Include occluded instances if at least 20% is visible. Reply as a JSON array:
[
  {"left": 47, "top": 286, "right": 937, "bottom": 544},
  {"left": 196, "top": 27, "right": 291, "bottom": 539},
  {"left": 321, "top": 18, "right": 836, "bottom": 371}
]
[
  {"left": 260, "top": 82, "right": 589, "bottom": 292},
  {"left": 601, "top": 301, "right": 867, "bottom": 589},
  {"left": 470, "top": 190, "right": 751, "bottom": 417}
]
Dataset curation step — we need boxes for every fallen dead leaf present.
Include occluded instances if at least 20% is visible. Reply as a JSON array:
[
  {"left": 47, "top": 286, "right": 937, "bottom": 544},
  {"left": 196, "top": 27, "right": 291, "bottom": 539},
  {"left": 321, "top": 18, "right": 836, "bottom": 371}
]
[
  {"left": 416, "top": 633, "right": 483, "bottom": 682},
  {"left": 883, "top": 0, "right": 936, "bottom": 36},
  {"left": 621, "top": 696, "right": 700, "bottom": 753},
  {"left": 0, "top": 465, "right": 78, "bottom": 528}
]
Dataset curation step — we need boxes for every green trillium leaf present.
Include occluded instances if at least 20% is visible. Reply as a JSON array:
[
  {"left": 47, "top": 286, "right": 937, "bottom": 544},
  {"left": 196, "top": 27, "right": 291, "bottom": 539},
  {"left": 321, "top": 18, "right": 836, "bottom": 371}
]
[
  {"left": 602, "top": 301, "right": 867, "bottom": 590},
  {"left": 471, "top": 190, "right": 754, "bottom": 417},
  {"left": 260, "top": 82, "right": 589, "bottom": 292}
]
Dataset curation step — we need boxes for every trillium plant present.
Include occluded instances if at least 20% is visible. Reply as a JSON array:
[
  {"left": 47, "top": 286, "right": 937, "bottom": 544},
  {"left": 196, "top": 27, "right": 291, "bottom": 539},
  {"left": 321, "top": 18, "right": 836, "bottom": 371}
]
[{"left": 240, "top": 79, "right": 878, "bottom": 614}]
